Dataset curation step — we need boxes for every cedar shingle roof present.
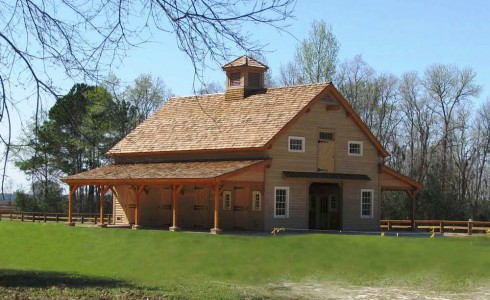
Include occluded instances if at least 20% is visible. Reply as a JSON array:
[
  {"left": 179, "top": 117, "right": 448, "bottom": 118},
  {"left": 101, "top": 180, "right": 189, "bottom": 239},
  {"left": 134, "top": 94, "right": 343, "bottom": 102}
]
[
  {"left": 63, "top": 160, "right": 265, "bottom": 184},
  {"left": 108, "top": 83, "right": 330, "bottom": 156},
  {"left": 222, "top": 55, "right": 268, "bottom": 69}
]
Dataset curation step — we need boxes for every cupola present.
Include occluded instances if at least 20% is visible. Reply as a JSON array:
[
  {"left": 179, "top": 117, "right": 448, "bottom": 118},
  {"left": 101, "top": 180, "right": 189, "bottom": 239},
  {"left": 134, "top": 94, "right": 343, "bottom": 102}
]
[{"left": 222, "top": 56, "right": 268, "bottom": 100}]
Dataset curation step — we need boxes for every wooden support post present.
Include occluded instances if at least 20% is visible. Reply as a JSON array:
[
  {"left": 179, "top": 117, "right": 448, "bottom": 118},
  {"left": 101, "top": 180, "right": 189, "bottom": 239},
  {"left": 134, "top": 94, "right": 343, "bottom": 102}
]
[
  {"left": 66, "top": 185, "right": 78, "bottom": 226},
  {"left": 132, "top": 185, "right": 145, "bottom": 230},
  {"left": 98, "top": 186, "right": 110, "bottom": 228},
  {"left": 468, "top": 220, "right": 473, "bottom": 235},
  {"left": 169, "top": 185, "right": 183, "bottom": 232},
  {"left": 406, "top": 190, "right": 416, "bottom": 231},
  {"left": 210, "top": 183, "right": 223, "bottom": 234}
]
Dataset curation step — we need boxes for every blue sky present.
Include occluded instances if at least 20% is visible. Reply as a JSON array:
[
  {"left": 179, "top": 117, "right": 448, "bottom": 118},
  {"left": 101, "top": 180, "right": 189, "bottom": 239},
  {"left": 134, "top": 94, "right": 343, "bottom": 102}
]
[{"left": 6, "top": 0, "right": 490, "bottom": 190}]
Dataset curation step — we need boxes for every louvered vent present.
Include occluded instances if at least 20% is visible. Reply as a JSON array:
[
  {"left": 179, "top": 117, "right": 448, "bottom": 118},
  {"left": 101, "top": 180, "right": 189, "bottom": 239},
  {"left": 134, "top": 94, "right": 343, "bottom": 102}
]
[
  {"left": 248, "top": 72, "right": 261, "bottom": 88},
  {"left": 229, "top": 72, "right": 241, "bottom": 87}
]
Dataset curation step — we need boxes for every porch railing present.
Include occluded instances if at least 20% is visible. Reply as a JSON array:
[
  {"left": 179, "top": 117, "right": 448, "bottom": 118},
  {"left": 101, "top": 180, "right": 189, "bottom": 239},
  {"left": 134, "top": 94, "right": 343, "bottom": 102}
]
[
  {"left": 381, "top": 219, "right": 490, "bottom": 235},
  {"left": 0, "top": 211, "right": 112, "bottom": 225}
]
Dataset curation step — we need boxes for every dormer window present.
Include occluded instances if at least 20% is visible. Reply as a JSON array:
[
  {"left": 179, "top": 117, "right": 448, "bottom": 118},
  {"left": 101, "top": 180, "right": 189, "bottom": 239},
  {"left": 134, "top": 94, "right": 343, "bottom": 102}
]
[{"left": 229, "top": 72, "right": 241, "bottom": 87}]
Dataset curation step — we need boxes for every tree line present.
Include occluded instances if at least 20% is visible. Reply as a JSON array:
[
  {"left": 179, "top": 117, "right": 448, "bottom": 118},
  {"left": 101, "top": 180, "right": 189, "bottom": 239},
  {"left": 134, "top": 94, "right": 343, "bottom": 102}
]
[{"left": 14, "top": 75, "right": 172, "bottom": 213}]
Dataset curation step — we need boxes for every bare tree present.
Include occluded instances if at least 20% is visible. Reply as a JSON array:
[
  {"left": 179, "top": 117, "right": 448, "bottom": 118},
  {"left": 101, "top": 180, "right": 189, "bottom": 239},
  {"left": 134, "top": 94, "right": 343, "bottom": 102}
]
[
  {"left": 279, "top": 62, "right": 301, "bottom": 86},
  {"left": 124, "top": 74, "right": 173, "bottom": 123},
  {"left": 398, "top": 71, "right": 436, "bottom": 184},
  {"left": 423, "top": 64, "right": 482, "bottom": 195},
  {"left": 0, "top": 0, "right": 296, "bottom": 192},
  {"left": 335, "top": 55, "right": 376, "bottom": 115},
  {"left": 197, "top": 82, "right": 225, "bottom": 95},
  {"left": 279, "top": 20, "right": 339, "bottom": 85}
]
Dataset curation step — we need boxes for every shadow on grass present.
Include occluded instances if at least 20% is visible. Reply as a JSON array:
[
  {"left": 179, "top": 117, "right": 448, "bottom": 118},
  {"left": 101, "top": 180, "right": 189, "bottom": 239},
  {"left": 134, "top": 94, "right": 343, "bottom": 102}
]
[{"left": 0, "top": 269, "right": 135, "bottom": 289}]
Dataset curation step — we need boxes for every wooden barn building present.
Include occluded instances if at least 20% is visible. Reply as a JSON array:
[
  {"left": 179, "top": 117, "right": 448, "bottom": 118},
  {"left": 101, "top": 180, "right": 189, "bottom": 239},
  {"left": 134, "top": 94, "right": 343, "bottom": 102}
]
[{"left": 62, "top": 56, "right": 421, "bottom": 233}]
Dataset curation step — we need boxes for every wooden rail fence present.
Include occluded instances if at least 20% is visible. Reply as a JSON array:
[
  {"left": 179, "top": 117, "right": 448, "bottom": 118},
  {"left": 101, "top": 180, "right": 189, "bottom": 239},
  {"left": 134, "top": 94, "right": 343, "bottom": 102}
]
[
  {"left": 0, "top": 211, "right": 111, "bottom": 225},
  {"left": 381, "top": 219, "right": 490, "bottom": 235}
]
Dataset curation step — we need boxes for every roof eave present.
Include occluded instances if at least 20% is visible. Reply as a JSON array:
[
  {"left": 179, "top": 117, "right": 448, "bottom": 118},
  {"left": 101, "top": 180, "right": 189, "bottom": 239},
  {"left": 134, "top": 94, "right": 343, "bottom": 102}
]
[
  {"left": 107, "top": 146, "right": 267, "bottom": 158},
  {"left": 381, "top": 165, "right": 423, "bottom": 190}
]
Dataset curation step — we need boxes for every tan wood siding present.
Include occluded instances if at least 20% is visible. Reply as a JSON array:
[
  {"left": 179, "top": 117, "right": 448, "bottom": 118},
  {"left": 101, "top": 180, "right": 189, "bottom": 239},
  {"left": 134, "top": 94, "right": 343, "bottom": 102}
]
[
  {"left": 113, "top": 191, "right": 128, "bottom": 224},
  {"left": 112, "top": 186, "right": 134, "bottom": 224},
  {"left": 264, "top": 92, "right": 381, "bottom": 230}
]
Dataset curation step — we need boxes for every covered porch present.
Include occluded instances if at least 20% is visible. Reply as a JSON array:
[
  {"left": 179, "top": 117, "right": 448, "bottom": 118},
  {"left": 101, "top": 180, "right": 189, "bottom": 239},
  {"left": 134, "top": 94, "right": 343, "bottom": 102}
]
[
  {"left": 61, "top": 160, "right": 269, "bottom": 233},
  {"left": 380, "top": 165, "right": 423, "bottom": 228}
]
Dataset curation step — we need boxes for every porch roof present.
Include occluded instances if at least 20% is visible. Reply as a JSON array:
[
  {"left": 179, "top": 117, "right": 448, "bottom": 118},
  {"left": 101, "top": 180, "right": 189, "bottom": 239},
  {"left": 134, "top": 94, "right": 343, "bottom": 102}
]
[
  {"left": 283, "top": 171, "right": 371, "bottom": 181},
  {"left": 61, "top": 160, "right": 268, "bottom": 186},
  {"left": 380, "top": 165, "right": 423, "bottom": 191}
]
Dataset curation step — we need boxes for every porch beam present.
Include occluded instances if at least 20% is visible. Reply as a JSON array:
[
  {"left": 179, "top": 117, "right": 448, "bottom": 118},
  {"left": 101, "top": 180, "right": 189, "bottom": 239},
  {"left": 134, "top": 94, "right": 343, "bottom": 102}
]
[
  {"left": 210, "top": 182, "right": 223, "bottom": 234},
  {"left": 170, "top": 185, "right": 183, "bottom": 232},
  {"left": 66, "top": 184, "right": 79, "bottom": 226}
]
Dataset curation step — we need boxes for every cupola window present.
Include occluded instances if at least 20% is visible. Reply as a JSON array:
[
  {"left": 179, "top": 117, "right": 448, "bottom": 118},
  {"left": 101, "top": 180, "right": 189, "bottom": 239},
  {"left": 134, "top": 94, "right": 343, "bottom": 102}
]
[{"left": 229, "top": 72, "right": 241, "bottom": 87}]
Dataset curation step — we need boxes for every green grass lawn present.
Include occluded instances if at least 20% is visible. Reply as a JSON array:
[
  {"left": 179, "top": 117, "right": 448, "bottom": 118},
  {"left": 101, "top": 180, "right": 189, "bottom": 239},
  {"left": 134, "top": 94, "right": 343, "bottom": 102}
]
[{"left": 0, "top": 222, "right": 489, "bottom": 299}]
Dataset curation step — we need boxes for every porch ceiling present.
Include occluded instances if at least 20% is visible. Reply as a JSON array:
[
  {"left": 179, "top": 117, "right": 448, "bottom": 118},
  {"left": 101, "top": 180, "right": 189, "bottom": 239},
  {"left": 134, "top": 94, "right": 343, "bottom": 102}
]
[{"left": 61, "top": 160, "right": 268, "bottom": 186}]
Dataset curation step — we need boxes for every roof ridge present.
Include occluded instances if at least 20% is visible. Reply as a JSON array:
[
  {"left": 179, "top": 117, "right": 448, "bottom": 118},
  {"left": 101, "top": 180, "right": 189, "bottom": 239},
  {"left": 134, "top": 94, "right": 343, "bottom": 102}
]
[
  {"left": 168, "top": 82, "right": 331, "bottom": 100},
  {"left": 265, "top": 81, "right": 331, "bottom": 91}
]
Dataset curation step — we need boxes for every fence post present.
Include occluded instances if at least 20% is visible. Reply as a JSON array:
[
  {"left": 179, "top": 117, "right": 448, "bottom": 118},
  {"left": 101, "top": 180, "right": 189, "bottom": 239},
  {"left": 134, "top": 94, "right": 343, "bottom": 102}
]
[
  {"left": 387, "top": 221, "right": 391, "bottom": 231},
  {"left": 94, "top": 215, "right": 97, "bottom": 224},
  {"left": 440, "top": 221, "right": 444, "bottom": 233},
  {"left": 32, "top": 213, "right": 35, "bottom": 222},
  {"left": 56, "top": 214, "right": 59, "bottom": 223},
  {"left": 10, "top": 213, "right": 13, "bottom": 221},
  {"left": 468, "top": 219, "right": 473, "bottom": 235},
  {"left": 44, "top": 214, "right": 47, "bottom": 222},
  {"left": 21, "top": 213, "right": 24, "bottom": 222},
  {"left": 81, "top": 215, "right": 84, "bottom": 224}
]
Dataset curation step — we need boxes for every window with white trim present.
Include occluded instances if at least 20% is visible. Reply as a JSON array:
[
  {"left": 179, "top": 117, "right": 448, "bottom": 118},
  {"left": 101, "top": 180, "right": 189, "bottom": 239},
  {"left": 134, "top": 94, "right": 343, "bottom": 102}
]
[
  {"left": 252, "top": 191, "right": 261, "bottom": 211},
  {"left": 348, "top": 141, "right": 363, "bottom": 156},
  {"left": 360, "top": 189, "right": 373, "bottom": 218},
  {"left": 222, "top": 191, "right": 232, "bottom": 210},
  {"left": 274, "top": 187, "right": 289, "bottom": 218},
  {"left": 288, "top": 136, "right": 305, "bottom": 152}
]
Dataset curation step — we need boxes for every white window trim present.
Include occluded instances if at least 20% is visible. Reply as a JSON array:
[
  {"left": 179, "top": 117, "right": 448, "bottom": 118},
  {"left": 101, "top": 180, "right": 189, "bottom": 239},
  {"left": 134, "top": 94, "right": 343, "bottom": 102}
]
[
  {"left": 274, "top": 186, "right": 289, "bottom": 218},
  {"left": 348, "top": 141, "right": 363, "bottom": 156},
  {"left": 288, "top": 136, "right": 305, "bottom": 153},
  {"left": 222, "top": 191, "right": 232, "bottom": 210},
  {"left": 360, "top": 189, "right": 373, "bottom": 219},
  {"left": 252, "top": 191, "right": 262, "bottom": 211}
]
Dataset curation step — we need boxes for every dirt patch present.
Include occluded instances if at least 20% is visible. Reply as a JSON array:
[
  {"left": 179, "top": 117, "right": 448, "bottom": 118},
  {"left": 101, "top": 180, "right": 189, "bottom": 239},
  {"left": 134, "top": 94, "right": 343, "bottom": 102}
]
[{"left": 267, "top": 282, "right": 490, "bottom": 300}]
